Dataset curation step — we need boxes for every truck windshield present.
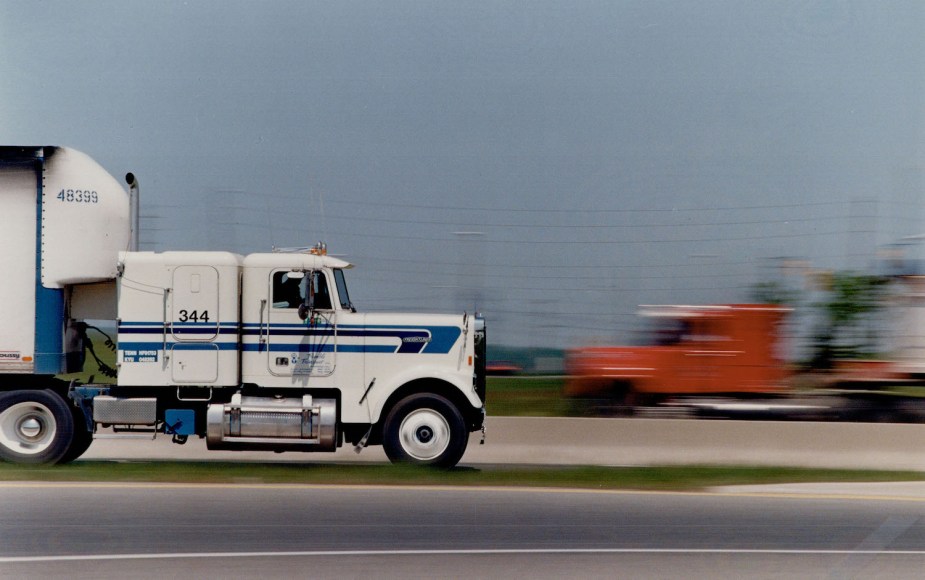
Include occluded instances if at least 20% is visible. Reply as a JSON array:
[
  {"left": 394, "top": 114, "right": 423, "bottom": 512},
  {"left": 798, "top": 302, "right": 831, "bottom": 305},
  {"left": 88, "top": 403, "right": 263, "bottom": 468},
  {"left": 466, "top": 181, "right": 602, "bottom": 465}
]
[
  {"left": 333, "top": 269, "right": 354, "bottom": 310},
  {"left": 646, "top": 318, "right": 689, "bottom": 346}
]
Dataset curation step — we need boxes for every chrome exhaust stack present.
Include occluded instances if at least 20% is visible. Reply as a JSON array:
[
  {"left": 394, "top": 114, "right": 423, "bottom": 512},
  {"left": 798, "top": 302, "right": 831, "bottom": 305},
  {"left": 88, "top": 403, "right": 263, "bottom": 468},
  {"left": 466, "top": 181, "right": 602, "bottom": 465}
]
[{"left": 125, "top": 172, "right": 140, "bottom": 251}]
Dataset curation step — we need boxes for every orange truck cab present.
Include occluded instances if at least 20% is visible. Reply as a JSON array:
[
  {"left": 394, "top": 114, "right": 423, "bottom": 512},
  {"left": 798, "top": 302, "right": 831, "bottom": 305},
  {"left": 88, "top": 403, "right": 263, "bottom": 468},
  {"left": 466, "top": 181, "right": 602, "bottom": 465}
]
[{"left": 565, "top": 304, "right": 790, "bottom": 407}]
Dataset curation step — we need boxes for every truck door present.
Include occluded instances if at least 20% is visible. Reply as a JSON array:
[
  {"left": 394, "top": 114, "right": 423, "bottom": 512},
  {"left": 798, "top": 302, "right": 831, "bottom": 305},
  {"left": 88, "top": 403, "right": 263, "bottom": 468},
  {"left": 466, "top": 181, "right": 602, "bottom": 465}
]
[
  {"left": 266, "top": 269, "right": 337, "bottom": 377},
  {"left": 678, "top": 316, "right": 729, "bottom": 393},
  {"left": 170, "top": 265, "right": 220, "bottom": 383}
]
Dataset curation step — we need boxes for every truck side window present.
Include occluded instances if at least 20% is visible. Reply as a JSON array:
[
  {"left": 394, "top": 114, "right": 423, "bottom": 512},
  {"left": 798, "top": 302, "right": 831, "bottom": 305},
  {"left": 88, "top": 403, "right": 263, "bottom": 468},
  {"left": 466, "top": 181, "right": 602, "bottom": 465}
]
[
  {"left": 653, "top": 319, "right": 688, "bottom": 346},
  {"left": 272, "top": 271, "right": 332, "bottom": 310},
  {"left": 334, "top": 269, "right": 353, "bottom": 310},
  {"left": 272, "top": 272, "right": 306, "bottom": 309}
]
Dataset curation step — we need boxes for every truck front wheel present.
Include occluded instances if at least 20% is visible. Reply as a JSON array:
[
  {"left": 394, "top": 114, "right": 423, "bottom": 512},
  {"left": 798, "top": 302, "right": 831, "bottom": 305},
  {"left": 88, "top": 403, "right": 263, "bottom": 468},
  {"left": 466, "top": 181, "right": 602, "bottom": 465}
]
[
  {"left": 383, "top": 393, "right": 468, "bottom": 468},
  {"left": 0, "top": 390, "right": 75, "bottom": 464}
]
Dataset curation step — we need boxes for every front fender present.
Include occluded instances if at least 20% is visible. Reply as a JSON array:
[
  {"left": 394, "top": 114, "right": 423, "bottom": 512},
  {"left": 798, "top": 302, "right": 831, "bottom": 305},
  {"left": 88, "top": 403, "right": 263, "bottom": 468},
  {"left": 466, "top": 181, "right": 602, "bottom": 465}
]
[{"left": 366, "top": 364, "right": 481, "bottom": 424}]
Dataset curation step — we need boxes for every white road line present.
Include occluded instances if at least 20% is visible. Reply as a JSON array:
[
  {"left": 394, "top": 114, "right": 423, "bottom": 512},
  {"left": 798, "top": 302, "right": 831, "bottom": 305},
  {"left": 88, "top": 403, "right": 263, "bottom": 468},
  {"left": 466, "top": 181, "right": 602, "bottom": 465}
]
[
  {"left": 831, "top": 515, "right": 921, "bottom": 574},
  {"left": 3, "top": 548, "right": 925, "bottom": 563}
]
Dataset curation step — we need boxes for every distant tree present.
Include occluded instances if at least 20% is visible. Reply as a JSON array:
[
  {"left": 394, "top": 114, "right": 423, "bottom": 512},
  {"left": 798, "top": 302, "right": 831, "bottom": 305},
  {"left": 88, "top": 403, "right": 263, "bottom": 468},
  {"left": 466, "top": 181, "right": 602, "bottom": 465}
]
[
  {"left": 749, "top": 279, "right": 801, "bottom": 306},
  {"left": 808, "top": 272, "right": 890, "bottom": 369}
]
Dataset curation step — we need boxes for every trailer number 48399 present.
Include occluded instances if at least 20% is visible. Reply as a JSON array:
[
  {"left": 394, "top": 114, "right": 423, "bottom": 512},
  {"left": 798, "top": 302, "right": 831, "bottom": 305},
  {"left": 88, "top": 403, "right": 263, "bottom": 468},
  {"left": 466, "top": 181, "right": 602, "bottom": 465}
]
[{"left": 56, "top": 189, "right": 99, "bottom": 203}]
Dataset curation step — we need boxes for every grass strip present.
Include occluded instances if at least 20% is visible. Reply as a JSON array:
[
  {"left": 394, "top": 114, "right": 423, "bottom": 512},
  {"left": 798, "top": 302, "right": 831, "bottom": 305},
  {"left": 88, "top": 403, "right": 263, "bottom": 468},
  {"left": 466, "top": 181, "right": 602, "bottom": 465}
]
[
  {"left": 0, "top": 462, "right": 922, "bottom": 491},
  {"left": 485, "top": 376, "right": 569, "bottom": 416}
]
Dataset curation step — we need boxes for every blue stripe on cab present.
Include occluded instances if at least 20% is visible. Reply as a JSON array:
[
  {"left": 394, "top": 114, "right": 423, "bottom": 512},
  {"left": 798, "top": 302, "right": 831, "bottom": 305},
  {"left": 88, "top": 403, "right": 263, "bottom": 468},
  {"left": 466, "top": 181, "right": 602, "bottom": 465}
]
[
  {"left": 118, "top": 323, "right": 462, "bottom": 354},
  {"left": 119, "top": 342, "right": 239, "bottom": 351}
]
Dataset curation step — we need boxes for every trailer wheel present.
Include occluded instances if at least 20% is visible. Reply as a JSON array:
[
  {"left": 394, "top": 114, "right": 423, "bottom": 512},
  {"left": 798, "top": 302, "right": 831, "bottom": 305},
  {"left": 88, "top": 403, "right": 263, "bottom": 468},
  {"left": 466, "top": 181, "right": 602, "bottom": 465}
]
[
  {"left": 58, "top": 407, "right": 93, "bottom": 464},
  {"left": 383, "top": 393, "right": 468, "bottom": 468},
  {"left": 0, "top": 390, "right": 75, "bottom": 464}
]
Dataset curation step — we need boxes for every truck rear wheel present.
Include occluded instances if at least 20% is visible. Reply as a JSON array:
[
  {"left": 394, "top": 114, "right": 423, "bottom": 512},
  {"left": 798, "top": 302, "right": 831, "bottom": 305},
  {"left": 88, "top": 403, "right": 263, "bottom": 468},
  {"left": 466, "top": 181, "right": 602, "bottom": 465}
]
[
  {"left": 0, "top": 390, "right": 75, "bottom": 464},
  {"left": 58, "top": 407, "right": 94, "bottom": 464},
  {"left": 383, "top": 393, "right": 468, "bottom": 468}
]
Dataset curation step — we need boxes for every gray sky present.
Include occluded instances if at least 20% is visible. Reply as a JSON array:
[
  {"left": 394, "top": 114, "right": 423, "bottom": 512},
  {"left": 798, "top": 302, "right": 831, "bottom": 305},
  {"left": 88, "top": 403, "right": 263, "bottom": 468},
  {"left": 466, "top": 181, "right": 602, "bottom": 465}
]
[{"left": 3, "top": 1, "right": 924, "bottom": 348}]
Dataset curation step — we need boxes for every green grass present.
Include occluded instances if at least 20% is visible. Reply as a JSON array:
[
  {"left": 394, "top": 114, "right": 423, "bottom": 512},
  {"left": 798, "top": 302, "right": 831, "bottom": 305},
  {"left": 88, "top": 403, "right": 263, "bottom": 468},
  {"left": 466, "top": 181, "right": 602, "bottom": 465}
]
[
  {"left": 485, "top": 376, "right": 569, "bottom": 416},
  {"left": 0, "top": 461, "right": 922, "bottom": 491}
]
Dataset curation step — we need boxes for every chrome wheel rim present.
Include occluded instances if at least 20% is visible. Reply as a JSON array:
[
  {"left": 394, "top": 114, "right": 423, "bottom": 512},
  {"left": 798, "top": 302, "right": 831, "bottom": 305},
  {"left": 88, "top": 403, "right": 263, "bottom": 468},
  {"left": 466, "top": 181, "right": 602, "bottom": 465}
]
[
  {"left": 398, "top": 409, "right": 450, "bottom": 461},
  {"left": 0, "top": 402, "right": 56, "bottom": 455}
]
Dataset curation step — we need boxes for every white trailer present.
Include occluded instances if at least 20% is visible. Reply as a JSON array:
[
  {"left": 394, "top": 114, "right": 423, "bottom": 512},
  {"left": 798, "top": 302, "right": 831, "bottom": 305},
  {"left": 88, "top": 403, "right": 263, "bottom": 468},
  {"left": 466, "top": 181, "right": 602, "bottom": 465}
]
[{"left": 0, "top": 146, "right": 486, "bottom": 467}]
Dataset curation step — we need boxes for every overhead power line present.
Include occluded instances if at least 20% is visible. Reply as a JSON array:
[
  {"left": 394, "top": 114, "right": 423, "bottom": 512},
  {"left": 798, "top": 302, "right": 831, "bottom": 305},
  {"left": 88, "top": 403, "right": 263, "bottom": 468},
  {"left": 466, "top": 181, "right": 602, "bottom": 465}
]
[
  {"left": 329, "top": 228, "right": 849, "bottom": 245},
  {"left": 322, "top": 212, "right": 857, "bottom": 230},
  {"left": 322, "top": 197, "right": 857, "bottom": 214}
]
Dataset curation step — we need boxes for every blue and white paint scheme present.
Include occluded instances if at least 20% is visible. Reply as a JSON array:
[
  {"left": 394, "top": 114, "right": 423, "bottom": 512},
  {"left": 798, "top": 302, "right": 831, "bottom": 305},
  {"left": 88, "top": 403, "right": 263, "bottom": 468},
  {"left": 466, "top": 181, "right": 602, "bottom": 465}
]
[
  {"left": 239, "top": 252, "right": 480, "bottom": 424},
  {"left": 0, "top": 146, "right": 483, "bottom": 467},
  {"left": 117, "top": 251, "right": 243, "bottom": 387},
  {"left": 116, "top": 250, "right": 481, "bottom": 424}
]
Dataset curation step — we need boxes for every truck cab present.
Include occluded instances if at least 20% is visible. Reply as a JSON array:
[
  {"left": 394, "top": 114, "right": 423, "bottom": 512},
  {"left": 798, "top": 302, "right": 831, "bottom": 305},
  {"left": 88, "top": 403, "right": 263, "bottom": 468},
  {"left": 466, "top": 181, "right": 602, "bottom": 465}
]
[
  {"left": 107, "top": 244, "right": 487, "bottom": 466},
  {"left": 565, "top": 304, "right": 789, "bottom": 411}
]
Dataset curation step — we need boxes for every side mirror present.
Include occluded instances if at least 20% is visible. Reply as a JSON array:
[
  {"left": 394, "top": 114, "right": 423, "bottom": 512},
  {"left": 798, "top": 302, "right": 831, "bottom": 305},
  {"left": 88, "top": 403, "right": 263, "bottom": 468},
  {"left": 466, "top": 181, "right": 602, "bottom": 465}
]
[{"left": 298, "top": 271, "right": 316, "bottom": 321}]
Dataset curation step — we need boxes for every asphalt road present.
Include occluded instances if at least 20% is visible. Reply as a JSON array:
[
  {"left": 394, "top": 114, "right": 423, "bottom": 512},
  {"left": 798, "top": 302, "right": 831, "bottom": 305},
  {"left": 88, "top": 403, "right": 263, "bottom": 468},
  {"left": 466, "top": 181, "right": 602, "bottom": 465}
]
[
  {"left": 1, "top": 483, "right": 924, "bottom": 578},
  {"left": 82, "top": 416, "right": 925, "bottom": 471}
]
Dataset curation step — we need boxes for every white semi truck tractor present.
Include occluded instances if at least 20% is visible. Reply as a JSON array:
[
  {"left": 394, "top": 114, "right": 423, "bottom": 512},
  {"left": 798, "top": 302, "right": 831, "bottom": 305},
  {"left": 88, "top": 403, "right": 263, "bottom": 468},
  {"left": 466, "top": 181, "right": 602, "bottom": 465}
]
[{"left": 0, "top": 146, "right": 486, "bottom": 467}]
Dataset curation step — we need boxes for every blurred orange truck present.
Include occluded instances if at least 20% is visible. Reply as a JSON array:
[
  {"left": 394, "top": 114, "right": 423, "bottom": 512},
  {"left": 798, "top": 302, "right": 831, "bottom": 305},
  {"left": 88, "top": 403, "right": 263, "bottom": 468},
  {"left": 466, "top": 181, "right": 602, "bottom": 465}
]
[{"left": 564, "top": 304, "right": 791, "bottom": 409}]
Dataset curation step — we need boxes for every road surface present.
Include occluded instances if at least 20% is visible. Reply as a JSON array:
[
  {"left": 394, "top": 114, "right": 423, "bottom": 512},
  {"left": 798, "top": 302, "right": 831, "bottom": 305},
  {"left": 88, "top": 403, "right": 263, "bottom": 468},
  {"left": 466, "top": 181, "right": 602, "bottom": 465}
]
[{"left": 1, "top": 482, "right": 923, "bottom": 578}]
